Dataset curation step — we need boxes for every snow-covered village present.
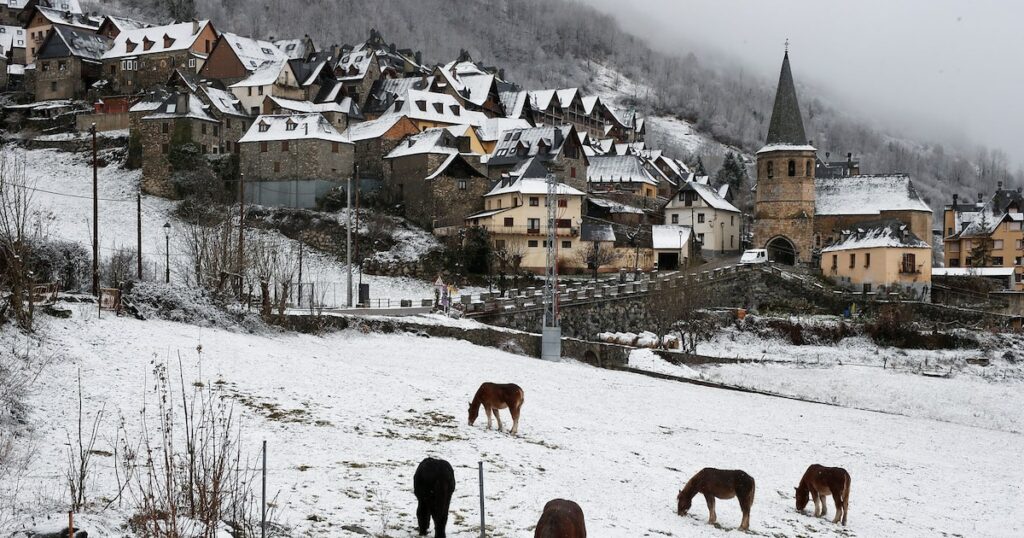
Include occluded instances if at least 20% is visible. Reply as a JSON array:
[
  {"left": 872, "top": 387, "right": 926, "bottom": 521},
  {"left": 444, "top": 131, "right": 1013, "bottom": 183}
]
[{"left": 1, "top": 0, "right": 1023, "bottom": 537}]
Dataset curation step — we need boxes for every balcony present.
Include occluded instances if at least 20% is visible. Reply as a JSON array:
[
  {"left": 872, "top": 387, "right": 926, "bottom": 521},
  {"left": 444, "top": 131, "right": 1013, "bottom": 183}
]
[{"left": 484, "top": 225, "right": 579, "bottom": 238}]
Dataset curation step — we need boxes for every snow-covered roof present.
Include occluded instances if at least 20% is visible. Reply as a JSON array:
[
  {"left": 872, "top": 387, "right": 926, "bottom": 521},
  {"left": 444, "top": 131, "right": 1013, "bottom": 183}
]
[
  {"left": 100, "top": 15, "right": 153, "bottom": 35},
  {"left": 239, "top": 113, "right": 351, "bottom": 144},
  {"left": 424, "top": 153, "right": 486, "bottom": 181},
  {"left": 588, "top": 197, "right": 645, "bottom": 214},
  {"left": 651, "top": 225, "right": 694, "bottom": 250},
  {"left": 499, "top": 90, "right": 527, "bottom": 118},
  {"left": 219, "top": 32, "right": 288, "bottom": 71},
  {"left": 487, "top": 125, "right": 574, "bottom": 166},
  {"left": 958, "top": 189, "right": 1024, "bottom": 237},
  {"left": 388, "top": 89, "right": 488, "bottom": 127},
  {"left": 436, "top": 61, "right": 495, "bottom": 107},
  {"left": 476, "top": 117, "right": 532, "bottom": 142},
  {"left": 588, "top": 155, "right": 658, "bottom": 186},
  {"left": 821, "top": 221, "right": 929, "bottom": 252},
  {"left": 103, "top": 21, "right": 211, "bottom": 59},
  {"left": 141, "top": 93, "right": 216, "bottom": 123},
  {"left": 677, "top": 181, "right": 740, "bottom": 213},
  {"left": 32, "top": 6, "right": 99, "bottom": 30},
  {"left": 341, "top": 115, "right": 410, "bottom": 142},
  {"left": 268, "top": 95, "right": 357, "bottom": 116},
  {"left": 7, "top": 64, "right": 25, "bottom": 75},
  {"left": 487, "top": 175, "right": 584, "bottom": 197},
  {"left": 581, "top": 223, "right": 616, "bottom": 243},
  {"left": 40, "top": 25, "right": 110, "bottom": 61},
  {"left": 274, "top": 37, "right": 312, "bottom": 60},
  {"left": 32, "top": 0, "right": 83, "bottom": 13},
  {"left": 933, "top": 267, "right": 1016, "bottom": 277},
  {"left": 815, "top": 175, "right": 932, "bottom": 216},
  {"left": 335, "top": 44, "right": 374, "bottom": 79},
  {"left": 385, "top": 128, "right": 459, "bottom": 159},
  {"left": 756, "top": 143, "right": 816, "bottom": 154},
  {"left": 0, "top": 25, "right": 26, "bottom": 54},
  {"left": 201, "top": 85, "right": 247, "bottom": 117},
  {"left": 230, "top": 57, "right": 291, "bottom": 87}
]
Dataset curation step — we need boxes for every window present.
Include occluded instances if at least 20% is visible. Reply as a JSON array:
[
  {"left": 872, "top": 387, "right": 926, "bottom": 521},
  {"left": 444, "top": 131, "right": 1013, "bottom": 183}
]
[
  {"left": 965, "top": 257, "right": 973, "bottom": 266},
  {"left": 788, "top": 160, "right": 796, "bottom": 176},
  {"left": 528, "top": 218, "right": 540, "bottom": 231},
  {"left": 992, "top": 257, "right": 1004, "bottom": 266},
  {"left": 849, "top": 253, "right": 856, "bottom": 268},
  {"left": 58, "top": 60, "right": 66, "bottom": 71},
  {"left": 120, "top": 59, "right": 137, "bottom": 71},
  {"left": 562, "top": 241, "right": 572, "bottom": 249},
  {"left": 767, "top": 161, "right": 774, "bottom": 178},
  {"left": 201, "top": 144, "right": 207, "bottom": 154},
  {"left": 248, "top": 87, "right": 253, "bottom": 97},
  {"left": 730, "top": 235, "right": 734, "bottom": 247},
  {"left": 258, "top": 86, "right": 264, "bottom": 96},
  {"left": 947, "top": 227, "right": 953, "bottom": 236},
  {"left": 213, "top": 126, "right": 219, "bottom": 136},
  {"left": 865, "top": 253, "right": 871, "bottom": 267},
  {"left": 1009, "top": 222, "right": 1022, "bottom": 231},
  {"left": 556, "top": 219, "right": 571, "bottom": 228},
  {"left": 697, "top": 213, "right": 705, "bottom": 224},
  {"left": 286, "top": 122, "right": 296, "bottom": 131},
  {"left": 731, "top": 215, "right": 735, "bottom": 226},
  {"left": 671, "top": 214, "right": 679, "bottom": 224},
  {"left": 274, "top": 162, "right": 280, "bottom": 172},
  {"left": 201, "top": 124, "right": 207, "bottom": 134},
  {"left": 282, "top": 141, "right": 289, "bottom": 152},
  {"left": 831, "top": 255, "right": 838, "bottom": 270},
  {"left": 528, "top": 240, "right": 539, "bottom": 248},
  {"left": 948, "top": 242, "right": 960, "bottom": 253},
  {"left": 949, "top": 258, "right": 960, "bottom": 267},
  {"left": 161, "top": 143, "right": 168, "bottom": 154},
  {"left": 49, "top": 81, "right": 56, "bottom": 92},
  {"left": 503, "top": 217, "right": 514, "bottom": 227},
  {"left": 993, "top": 239, "right": 1004, "bottom": 249},
  {"left": 901, "top": 253, "right": 917, "bottom": 273},
  {"left": 494, "top": 239, "right": 506, "bottom": 250},
  {"left": 863, "top": 283, "right": 872, "bottom": 293},
  {"left": 332, "top": 142, "right": 339, "bottom": 153},
  {"left": 529, "top": 197, "right": 539, "bottom": 207},
  {"left": 187, "top": 58, "right": 196, "bottom": 69},
  {"left": 557, "top": 199, "right": 567, "bottom": 208},
  {"left": 806, "top": 160, "right": 812, "bottom": 176},
  {"left": 160, "top": 123, "right": 169, "bottom": 135},
  {"left": 260, "top": 141, "right": 268, "bottom": 153},
  {"left": 570, "top": 166, "right": 576, "bottom": 178},
  {"left": 697, "top": 233, "right": 704, "bottom": 243},
  {"left": 227, "top": 119, "right": 232, "bottom": 129},
  {"left": 1017, "top": 240, "right": 1024, "bottom": 250},
  {"left": 457, "top": 179, "right": 467, "bottom": 190},
  {"left": 258, "top": 122, "right": 269, "bottom": 132}
]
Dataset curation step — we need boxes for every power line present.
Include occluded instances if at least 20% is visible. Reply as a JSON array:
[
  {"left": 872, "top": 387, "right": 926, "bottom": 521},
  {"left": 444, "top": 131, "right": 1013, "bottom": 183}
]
[{"left": 4, "top": 180, "right": 136, "bottom": 202}]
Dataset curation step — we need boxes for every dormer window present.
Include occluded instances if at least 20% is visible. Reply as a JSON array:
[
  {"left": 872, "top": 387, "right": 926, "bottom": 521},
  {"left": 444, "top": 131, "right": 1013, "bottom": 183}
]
[
  {"left": 163, "top": 34, "right": 175, "bottom": 48},
  {"left": 450, "top": 105, "right": 460, "bottom": 116},
  {"left": 416, "top": 100, "right": 426, "bottom": 112},
  {"left": 285, "top": 120, "right": 297, "bottom": 131},
  {"left": 125, "top": 39, "right": 137, "bottom": 53},
  {"left": 261, "top": 47, "right": 273, "bottom": 55},
  {"left": 258, "top": 121, "right": 270, "bottom": 132},
  {"left": 143, "top": 37, "right": 154, "bottom": 51}
]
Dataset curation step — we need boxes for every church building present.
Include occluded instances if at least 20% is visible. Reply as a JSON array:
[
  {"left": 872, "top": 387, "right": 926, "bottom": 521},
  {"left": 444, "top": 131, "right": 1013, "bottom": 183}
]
[{"left": 753, "top": 49, "right": 932, "bottom": 266}]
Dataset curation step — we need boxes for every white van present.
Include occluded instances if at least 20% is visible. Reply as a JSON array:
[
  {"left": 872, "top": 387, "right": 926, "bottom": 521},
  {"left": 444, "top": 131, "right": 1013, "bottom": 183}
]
[{"left": 739, "top": 249, "right": 769, "bottom": 265}]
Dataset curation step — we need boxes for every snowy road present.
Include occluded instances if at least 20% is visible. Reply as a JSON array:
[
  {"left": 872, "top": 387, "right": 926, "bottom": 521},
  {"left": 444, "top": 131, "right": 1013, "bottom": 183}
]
[{"left": 4, "top": 308, "right": 1022, "bottom": 537}]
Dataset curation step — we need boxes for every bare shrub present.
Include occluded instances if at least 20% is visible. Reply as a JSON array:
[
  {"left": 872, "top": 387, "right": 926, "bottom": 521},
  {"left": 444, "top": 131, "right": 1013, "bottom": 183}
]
[
  {"left": 0, "top": 153, "right": 37, "bottom": 329},
  {"left": 65, "top": 370, "right": 105, "bottom": 511}
]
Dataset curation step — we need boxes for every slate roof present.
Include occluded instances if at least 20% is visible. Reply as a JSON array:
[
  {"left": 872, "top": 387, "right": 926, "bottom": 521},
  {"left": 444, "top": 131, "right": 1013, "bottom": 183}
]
[
  {"left": 436, "top": 61, "right": 495, "bottom": 107},
  {"left": 675, "top": 181, "right": 740, "bottom": 213},
  {"left": 487, "top": 157, "right": 585, "bottom": 197},
  {"left": 100, "top": 15, "right": 153, "bottom": 35},
  {"left": 651, "top": 225, "right": 693, "bottom": 250},
  {"left": 425, "top": 153, "right": 487, "bottom": 181},
  {"left": 103, "top": 20, "right": 212, "bottom": 59},
  {"left": 141, "top": 92, "right": 217, "bottom": 123},
  {"left": 268, "top": 95, "right": 359, "bottom": 117},
  {"left": 229, "top": 57, "right": 289, "bottom": 87},
  {"left": 821, "top": 220, "right": 930, "bottom": 252},
  {"left": 239, "top": 113, "right": 351, "bottom": 143},
  {"left": 0, "top": 25, "right": 26, "bottom": 54},
  {"left": 958, "top": 189, "right": 1024, "bottom": 237},
  {"left": 200, "top": 85, "right": 247, "bottom": 117},
  {"left": 274, "top": 37, "right": 313, "bottom": 60},
  {"left": 388, "top": 89, "right": 487, "bottom": 127},
  {"left": 587, "top": 155, "right": 658, "bottom": 186},
  {"left": 487, "top": 125, "right": 573, "bottom": 166},
  {"left": 341, "top": 114, "right": 410, "bottom": 141},
  {"left": 219, "top": 32, "right": 288, "bottom": 71},
  {"left": 384, "top": 128, "right": 460, "bottom": 159},
  {"left": 814, "top": 175, "right": 932, "bottom": 216},
  {"left": 764, "top": 51, "right": 808, "bottom": 147},
  {"left": 33, "top": 6, "right": 99, "bottom": 31},
  {"left": 38, "top": 24, "right": 110, "bottom": 61},
  {"left": 581, "top": 223, "right": 617, "bottom": 243}
]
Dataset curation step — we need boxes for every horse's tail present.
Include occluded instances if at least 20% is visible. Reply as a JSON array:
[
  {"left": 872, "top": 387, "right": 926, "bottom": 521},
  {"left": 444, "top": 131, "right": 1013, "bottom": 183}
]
[{"left": 842, "top": 472, "right": 850, "bottom": 522}]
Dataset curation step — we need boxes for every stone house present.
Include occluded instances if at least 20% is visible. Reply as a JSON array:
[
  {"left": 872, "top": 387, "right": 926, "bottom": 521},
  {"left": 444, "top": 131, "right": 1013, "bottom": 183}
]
[
  {"left": 821, "top": 220, "right": 932, "bottom": 298},
  {"left": 362, "top": 75, "right": 434, "bottom": 120},
  {"left": 485, "top": 124, "right": 588, "bottom": 192},
  {"left": 0, "top": 25, "right": 27, "bottom": 64},
  {"left": 432, "top": 58, "right": 504, "bottom": 117},
  {"left": 384, "top": 127, "right": 487, "bottom": 230},
  {"left": 1, "top": 0, "right": 81, "bottom": 26},
  {"left": 198, "top": 32, "right": 288, "bottom": 86},
  {"left": 341, "top": 114, "right": 419, "bottom": 183},
  {"left": 238, "top": 113, "right": 354, "bottom": 208},
  {"left": 273, "top": 35, "right": 316, "bottom": 60},
  {"left": 942, "top": 186, "right": 1024, "bottom": 290},
  {"left": 663, "top": 180, "right": 742, "bottom": 254},
  {"left": 587, "top": 154, "right": 659, "bottom": 200},
  {"left": 33, "top": 25, "right": 108, "bottom": 100},
  {"left": 387, "top": 88, "right": 488, "bottom": 132},
  {"left": 131, "top": 90, "right": 223, "bottom": 198},
  {"left": 333, "top": 43, "right": 381, "bottom": 107},
  {"left": 24, "top": 5, "right": 99, "bottom": 65},
  {"left": 475, "top": 117, "right": 532, "bottom": 154},
  {"left": 754, "top": 50, "right": 932, "bottom": 266},
  {"left": 101, "top": 20, "right": 216, "bottom": 94},
  {"left": 96, "top": 15, "right": 153, "bottom": 40},
  {"left": 229, "top": 58, "right": 304, "bottom": 116},
  {"left": 466, "top": 157, "right": 585, "bottom": 272},
  {"left": 262, "top": 95, "right": 362, "bottom": 132}
]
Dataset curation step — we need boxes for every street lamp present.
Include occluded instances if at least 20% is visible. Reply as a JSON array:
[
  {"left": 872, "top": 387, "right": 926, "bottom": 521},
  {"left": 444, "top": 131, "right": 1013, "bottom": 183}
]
[
  {"left": 163, "top": 222, "right": 171, "bottom": 283},
  {"left": 679, "top": 229, "right": 684, "bottom": 269}
]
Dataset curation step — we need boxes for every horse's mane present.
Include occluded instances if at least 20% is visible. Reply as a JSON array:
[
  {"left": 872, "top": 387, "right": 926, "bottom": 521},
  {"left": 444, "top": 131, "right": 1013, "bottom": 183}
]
[{"left": 678, "top": 473, "right": 701, "bottom": 499}]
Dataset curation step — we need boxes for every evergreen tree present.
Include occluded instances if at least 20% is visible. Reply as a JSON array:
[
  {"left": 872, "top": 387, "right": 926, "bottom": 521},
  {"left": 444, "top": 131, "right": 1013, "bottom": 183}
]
[
  {"left": 694, "top": 156, "right": 707, "bottom": 176},
  {"left": 715, "top": 152, "right": 747, "bottom": 190},
  {"left": 968, "top": 214, "right": 994, "bottom": 267}
]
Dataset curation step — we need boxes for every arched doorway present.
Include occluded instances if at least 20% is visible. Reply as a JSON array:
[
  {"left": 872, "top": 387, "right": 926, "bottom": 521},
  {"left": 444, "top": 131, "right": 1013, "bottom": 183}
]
[{"left": 766, "top": 236, "right": 797, "bottom": 265}]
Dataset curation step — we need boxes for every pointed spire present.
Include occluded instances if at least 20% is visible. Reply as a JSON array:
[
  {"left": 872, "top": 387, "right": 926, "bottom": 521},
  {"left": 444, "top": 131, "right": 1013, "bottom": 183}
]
[{"left": 765, "top": 48, "right": 808, "bottom": 146}]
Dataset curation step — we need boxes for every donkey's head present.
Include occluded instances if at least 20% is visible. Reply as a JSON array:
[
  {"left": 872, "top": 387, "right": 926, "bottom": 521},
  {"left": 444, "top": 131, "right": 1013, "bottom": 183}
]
[
  {"left": 468, "top": 402, "right": 479, "bottom": 425},
  {"left": 676, "top": 489, "right": 691, "bottom": 515},
  {"left": 795, "top": 485, "right": 810, "bottom": 511}
]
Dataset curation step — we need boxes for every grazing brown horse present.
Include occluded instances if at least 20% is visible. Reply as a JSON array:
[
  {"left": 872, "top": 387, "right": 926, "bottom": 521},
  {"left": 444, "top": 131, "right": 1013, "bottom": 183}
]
[
  {"left": 534, "top": 499, "right": 586, "bottom": 538},
  {"left": 677, "top": 468, "right": 755, "bottom": 531},
  {"left": 796, "top": 464, "right": 851, "bottom": 525},
  {"left": 468, "top": 382, "right": 524, "bottom": 435}
]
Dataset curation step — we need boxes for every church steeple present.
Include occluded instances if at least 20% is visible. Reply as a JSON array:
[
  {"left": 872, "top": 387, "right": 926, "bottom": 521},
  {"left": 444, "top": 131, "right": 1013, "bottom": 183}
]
[{"left": 765, "top": 50, "right": 808, "bottom": 146}]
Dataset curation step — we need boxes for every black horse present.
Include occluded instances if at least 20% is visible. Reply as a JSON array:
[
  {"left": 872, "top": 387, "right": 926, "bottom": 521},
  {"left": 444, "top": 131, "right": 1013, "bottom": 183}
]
[{"left": 414, "top": 457, "right": 456, "bottom": 537}]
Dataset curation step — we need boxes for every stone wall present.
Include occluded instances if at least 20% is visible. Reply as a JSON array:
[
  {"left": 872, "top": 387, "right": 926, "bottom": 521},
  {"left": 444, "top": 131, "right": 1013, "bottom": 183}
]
[
  {"left": 240, "top": 137, "right": 354, "bottom": 183},
  {"left": 35, "top": 57, "right": 85, "bottom": 101},
  {"left": 137, "top": 114, "right": 222, "bottom": 198}
]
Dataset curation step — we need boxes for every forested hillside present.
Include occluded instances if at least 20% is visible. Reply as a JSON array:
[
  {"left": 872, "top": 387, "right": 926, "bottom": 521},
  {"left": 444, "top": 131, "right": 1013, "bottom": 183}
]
[{"left": 89, "top": 0, "right": 1021, "bottom": 214}]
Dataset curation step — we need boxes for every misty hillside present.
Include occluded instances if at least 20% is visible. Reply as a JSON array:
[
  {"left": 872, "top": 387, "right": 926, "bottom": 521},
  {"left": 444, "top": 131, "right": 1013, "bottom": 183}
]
[{"left": 90, "top": 0, "right": 1020, "bottom": 215}]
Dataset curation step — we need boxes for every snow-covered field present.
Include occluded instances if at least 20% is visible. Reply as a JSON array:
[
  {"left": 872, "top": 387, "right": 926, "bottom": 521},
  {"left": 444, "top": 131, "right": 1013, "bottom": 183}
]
[
  {"left": 10, "top": 147, "right": 468, "bottom": 303},
  {"left": 3, "top": 306, "right": 1022, "bottom": 537}
]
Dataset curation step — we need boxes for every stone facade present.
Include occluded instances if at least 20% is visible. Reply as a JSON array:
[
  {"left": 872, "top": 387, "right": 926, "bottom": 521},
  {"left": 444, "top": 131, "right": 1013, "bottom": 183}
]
[
  {"left": 34, "top": 56, "right": 92, "bottom": 100},
  {"left": 487, "top": 151, "right": 588, "bottom": 193},
  {"left": 240, "top": 137, "right": 354, "bottom": 182},
  {"left": 389, "top": 153, "right": 488, "bottom": 230},
  {"left": 133, "top": 101, "right": 223, "bottom": 198},
  {"left": 753, "top": 148, "right": 817, "bottom": 263}
]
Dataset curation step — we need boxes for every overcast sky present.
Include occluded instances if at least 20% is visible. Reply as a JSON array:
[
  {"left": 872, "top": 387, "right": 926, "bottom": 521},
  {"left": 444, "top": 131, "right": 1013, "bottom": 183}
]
[{"left": 581, "top": 0, "right": 1024, "bottom": 168}]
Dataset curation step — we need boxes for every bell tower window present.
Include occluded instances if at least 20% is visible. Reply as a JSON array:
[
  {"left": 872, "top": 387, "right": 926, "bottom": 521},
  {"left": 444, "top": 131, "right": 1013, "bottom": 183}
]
[
  {"left": 788, "top": 160, "right": 796, "bottom": 176},
  {"left": 766, "top": 161, "right": 774, "bottom": 178},
  {"left": 806, "top": 160, "right": 812, "bottom": 176}
]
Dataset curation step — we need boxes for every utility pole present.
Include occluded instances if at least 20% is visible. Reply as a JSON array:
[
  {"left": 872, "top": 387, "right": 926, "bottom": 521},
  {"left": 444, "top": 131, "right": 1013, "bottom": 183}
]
[
  {"left": 136, "top": 191, "right": 143, "bottom": 280},
  {"left": 346, "top": 172, "right": 353, "bottom": 308},
  {"left": 91, "top": 123, "right": 98, "bottom": 296},
  {"left": 541, "top": 171, "right": 561, "bottom": 361},
  {"left": 297, "top": 240, "right": 303, "bottom": 307},
  {"left": 261, "top": 440, "right": 267, "bottom": 538},
  {"left": 355, "top": 164, "right": 361, "bottom": 293},
  {"left": 478, "top": 461, "right": 486, "bottom": 538}
]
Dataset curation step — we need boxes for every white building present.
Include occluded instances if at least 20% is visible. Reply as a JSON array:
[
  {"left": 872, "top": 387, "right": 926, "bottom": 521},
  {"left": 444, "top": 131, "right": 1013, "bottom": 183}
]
[{"left": 664, "top": 180, "right": 742, "bottom": 254}]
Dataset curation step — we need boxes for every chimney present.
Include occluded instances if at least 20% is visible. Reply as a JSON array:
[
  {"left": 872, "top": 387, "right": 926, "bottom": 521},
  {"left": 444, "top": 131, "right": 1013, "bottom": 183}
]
[
  {"left": 847, "top": 152, "right": 852, "bottom": 162},
  {"left": 978, "top": 192, "right": 984, "bottom": 203},
  {"left": 952, "top": 193, "right": 958, "bottom": 207},
  {"left": 175, "top": 92, "right": 188, "bottom": 114},
  {"left": 192, "top": 20, "right": 200, "bottom": 34},
  {"left": 998, "top": 181, "right": 1003, "bottom": 190},
  {"left": 825, "top": 151, "right": 830, "bottom": 160}
]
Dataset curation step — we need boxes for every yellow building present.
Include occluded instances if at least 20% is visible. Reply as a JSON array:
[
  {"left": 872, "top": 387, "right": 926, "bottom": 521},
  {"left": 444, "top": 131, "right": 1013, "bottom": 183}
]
[
  {"left": 821, "top": 220, "right": 932, "bottom": 299},
  {"left": 942, "top": 187, "right": 1023, "bottom": 290},
  {"left": 466, "top": 158, "right": 585, "bottom": 273}
]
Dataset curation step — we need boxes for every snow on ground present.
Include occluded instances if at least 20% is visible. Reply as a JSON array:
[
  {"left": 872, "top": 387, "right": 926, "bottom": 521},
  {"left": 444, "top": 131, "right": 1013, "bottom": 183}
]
[
  {"left": 11, "top": 146, "right": 472, "bottom": 304},
  {"left": 3, "top": 307, "right": 1023, "bottom": 537}
]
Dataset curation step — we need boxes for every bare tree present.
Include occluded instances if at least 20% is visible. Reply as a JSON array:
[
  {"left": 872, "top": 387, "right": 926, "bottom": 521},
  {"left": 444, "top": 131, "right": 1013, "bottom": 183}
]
[
  {"left": 0, "top": 154, "right": 36, "bottom": 330},
  {"left": 493, "top": 236, "right": 527, "bottom": 291},
  {"left": 575, "top": 242, "right": 620, "bottom": 280}
]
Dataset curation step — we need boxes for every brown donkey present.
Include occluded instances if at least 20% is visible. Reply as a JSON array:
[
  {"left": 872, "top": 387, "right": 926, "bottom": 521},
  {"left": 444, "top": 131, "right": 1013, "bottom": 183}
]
[
  {"left": 677, "top": 468, "right": 755, "bottom": 531},
  {"left": 796, "top": 464, "right": 850, "bottom": 525},
  {"left": 534, "top": 499, "right": 586, "bottom": 537},
  {"left": 468, "top": 382, "right": 524, "bottom": 435}
]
